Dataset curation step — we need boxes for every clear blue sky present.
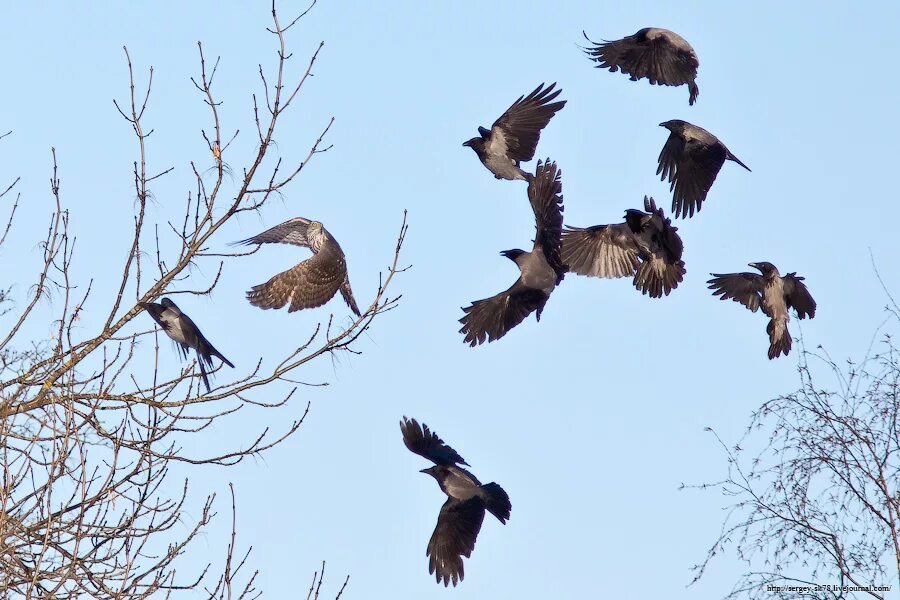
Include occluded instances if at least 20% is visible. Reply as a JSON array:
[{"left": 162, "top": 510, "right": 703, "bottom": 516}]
[{"left": 2, "top": 1, "right": 899, "bottom": 597}]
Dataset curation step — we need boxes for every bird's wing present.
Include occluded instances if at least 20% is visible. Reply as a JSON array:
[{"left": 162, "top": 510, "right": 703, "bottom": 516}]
[
  {"left": 487, "top": 83, "right": 565, "bottom": 163},
  {"left": 561, "top": 223, "right": 640, "bottom": 279},
  {"left": 529, "top": 159, "right": 565, "bottom": 283},
  {"left": 400, "top": 417, "right": 469, "bottom": 466},
  {"left": 233, "top": 217, "right": 312, "bottom": 248},
  {"left": 427, "top": 497, "right": 486, "bottom": 588},
  {"left": 660, "top": 136, "right": 726, "bottom": 218},
  {"left": 583, "top": 30, "right": 698, "bottom": 102},
  {"left": 707, "top": 272, "right": 764, "bottom": 312},
  {"left": 246, "top": 246, "right": 346, "bottom": 312},
  {"left": 459, "top": 280, "right": 548, "bottom": 346},
  {"left": 782, "top": 274, "right": 816, "bottom": 319}
]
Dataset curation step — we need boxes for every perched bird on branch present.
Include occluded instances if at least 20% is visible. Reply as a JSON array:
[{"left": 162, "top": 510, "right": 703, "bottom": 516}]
[
  {"left": 707, "top": 262, "right": 816, "bottom": 359},
  {"left": 459, "top": 159, "right": 565, "bottom": 345},
  {"left": 234, "top": 217, "right": 361, "bottom": 316},
  {"left": 582, "top": 28, "right": 700, "bottom": 105},
  {"left": 463, "top": 83, "right": 566, "bottom": 182},
  {"left": 400, "top": 417, "right": 511, "bottom": 587},
  {"left": 657, "top": 119, "right": 750, "bottom": 218},
  {"left": 139, "top": 297, "right": 234, "bottom": 392},
  {"left": 561, "top": 196, "right": 685, "bottom": 298}
]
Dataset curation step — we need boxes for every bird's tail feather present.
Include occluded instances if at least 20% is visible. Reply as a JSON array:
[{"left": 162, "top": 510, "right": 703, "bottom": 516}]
[
  {"left": 767, "top": 319, "right": 791, "bottom": 359},
  {"left": 198, "top": 357, "right": 212, "bottom": 393},
  {"left": 481, "top": 482, "right": 511, "bottom": 524}
]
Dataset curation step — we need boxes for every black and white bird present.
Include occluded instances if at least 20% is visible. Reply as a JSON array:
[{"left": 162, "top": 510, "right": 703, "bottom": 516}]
[
  {"left": 234, "top": 217, "right": 361, "bottom": 316},
  {"left": 658, "top": 119, "right": 751, "bottom": 219},
  {"left": 139, "top": 297, "right": 234, "bottom": 392},
  {"left": 582, "top": 28, "right": 700, "bottom": 105},
  {"left": 400, "top": 417, "right": 511, "bottom": 587},
  {"left": 561, "top": 196, "right": 685, "bottom": 298},
  {"left": 463, "top": 83, "right": 566, "bottom": 182},
  {"left": 459, "top": 159, "right": 565, "bottom": 345},
  {"left": 707, "top": 262, "right": 816, "bottom": 359}
]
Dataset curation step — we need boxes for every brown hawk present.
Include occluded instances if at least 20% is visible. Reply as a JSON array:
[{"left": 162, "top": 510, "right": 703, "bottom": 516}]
[{"left": 235, "top": 218, "right": 361, "bottom": 316}]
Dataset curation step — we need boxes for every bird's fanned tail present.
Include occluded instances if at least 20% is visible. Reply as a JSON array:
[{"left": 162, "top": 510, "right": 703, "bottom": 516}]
[{"left": 480, "top": 482, "right": 511, "bottom": 524}]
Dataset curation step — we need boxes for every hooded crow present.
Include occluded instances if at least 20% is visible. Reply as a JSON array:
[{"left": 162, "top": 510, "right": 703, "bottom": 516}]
[
  {"left": 400, "top": 417, "right": 511, "bottom": 587},
  {"left": 658, "top": 119, "right": 751, "bottom": 218},
  {"left": 139, "top": 297, "right": 234, "bottom": 392},
  {"left": 459, "top": 159, "right": 565, "bottom": 345},
  {"left": 707, "top": 262, "right": 816, "bottom": 359},
  {"left": 561, "top": 196, "right": 685, "bottom": 297},
  {"left": 234, "top": 217, "right": 361, "bottom": 316},
  {"left": 582, "top": 28, "right": 700, "bottom": 105},
  {"left": 463, "top": 83, "right": 566, "bottom": 182}
]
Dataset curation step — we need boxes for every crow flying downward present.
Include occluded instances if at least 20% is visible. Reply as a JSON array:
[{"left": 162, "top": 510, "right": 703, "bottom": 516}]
[
  {"left": 459, "top": 159, "right": 565, "bottom": 345},
  {"left": 234, "top": 217, "right": 361, "bottom": 316},
  {"left": 707, "top": 262, "right": 816, "bottom": 359},
  {"left": 463, "top": 83, "right": 566, "bottom": 182},
  {"left": 400, "top": 417, "right": 511, "bottom": 587},
  {"left": 657, "top": 119, "right": 751, "bottom": 219},
  {"left": 561, "top": 196, "right": 685, "bottom": 298},
  {"left": 582, "top": 28, "right": 700, "bottom": 105},
  {"left": 139, "top": 297, "right": 234, "bottom": 392}
]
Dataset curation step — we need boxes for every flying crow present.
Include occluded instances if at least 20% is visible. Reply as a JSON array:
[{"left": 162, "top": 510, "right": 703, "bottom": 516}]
[
  {"left": 400, "top": 417, "right": 511, "bottom": 587},
  {"left": 139, "top": 297, "right": 234, "bottom": 392},
  {"left": 707, "top": 262, "right": 816, "bottom": 359},
  {"left": 463, "top": 83, "right": 566, "bottom": 182},
  {"left": 234, "top": 217, "right": 361, "bottom": 316},
  {"left": 459, "top": 159, "right": 565, "bottom": 345},
  {"left": 658, "top": 119, "right": 750, "bottom": 218},
  {"left": 582, "top": 28, "right": 700, "bottom": 105},
  {"left": 561, "top": 196, "right": 685, "bottom": 297}
]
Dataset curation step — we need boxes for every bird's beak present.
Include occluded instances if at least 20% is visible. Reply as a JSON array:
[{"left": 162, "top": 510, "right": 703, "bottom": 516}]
[
  {"left": 419, "top": 468, "right": 431, "bottom": 474},
  {"left": 462, "top": 140, "right": 471, "bottom": 148},
  {"left": 748, "top": 262, "right": 761, "bottom": 269}
]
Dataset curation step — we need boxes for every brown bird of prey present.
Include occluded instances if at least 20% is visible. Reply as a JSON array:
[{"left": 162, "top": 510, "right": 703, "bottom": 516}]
[
  {"left": 582, "top": 28, "right": 700, "bottom": 105},
  {"left": 707, "top": 262, "right": 816, "bottom": 359},
  {"left": 400, "top": 417, "right": 511, "bottom": 587},
  {"left": 561, "top": 196, "right": 685, "bottom": 298},
  {"left": 657, "top": 119, "right": 751, "bottom": 219},
  {"left": 139, "top": 297, "right": 234, "bottom": 392},
  {"left": 463, "top": 83, "right": 566, "bottom": 182},
  {"left": 459, "top": 159, "right": 565, "bottom": 345},
  {"left": 234, "top": 218, "right": 361, "bottom": 316}
]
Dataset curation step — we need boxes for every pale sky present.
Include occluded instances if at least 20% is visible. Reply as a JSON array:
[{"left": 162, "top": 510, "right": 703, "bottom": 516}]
[{"left": 1, "top": 2, "right": 899, "bottom": 598}]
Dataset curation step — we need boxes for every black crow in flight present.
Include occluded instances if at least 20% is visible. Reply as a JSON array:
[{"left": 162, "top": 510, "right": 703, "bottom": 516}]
[
  {"left": 582, "top": 28, "right": 700, "bottom": 105},
  {"left": 657, "top": 119, "right": 750, "bottom": 219},
  {"left": 561, "top": 196, "right": 685, "bottom": 298},
  {"left": 234, "top": 217, "right": 361, "bottom": 316},
  {"left": 459, "top": 159, "right": 565, "bottom": 345},
  {"left": 139, "top": 297, "right": 234, "bottom": 392},
  {"left": 707, "top": 262, "right": 816, "bottom": 359},
  {"left": 400, "top": 417, "right": 511, "bottom": 587},
  {"left": 463, "top": 83, "right": 566, "bottom": 182}
]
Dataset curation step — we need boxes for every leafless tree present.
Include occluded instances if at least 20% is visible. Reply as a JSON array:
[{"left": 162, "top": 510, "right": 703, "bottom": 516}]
[
  {"left": 688, "top": 311, "right": 900, "bottom": 599},
  {"left": 0, "top": 2, "right": 406, "bottom": 597}
]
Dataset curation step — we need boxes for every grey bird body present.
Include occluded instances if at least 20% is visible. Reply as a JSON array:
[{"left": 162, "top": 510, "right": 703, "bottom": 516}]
[
  {"left": 139, "top": 297, "right": 234, "bottom": 392},
  {"left": 562, "top": 196, "right": 685, "bottom": 297},
  {"left": 234, "top": 217, "right": 361, "bottom": 316},
  {"left": 658, "top": 119, "right": 750, "bottom": 218},
  {"left": 400, "top": 417, "right": 511, "bottom": 587},
  {"left": 707, "top": 262, "right": 817, "bottom": 359},
  {"left": 459, "top": 159, "right": 566, "bottom": 345},
  {"left": 463, "top": 83, "right": 566, "bottom": 182},
  {"left": 583, "top": 27, "right": 700, "bottom": 105}
]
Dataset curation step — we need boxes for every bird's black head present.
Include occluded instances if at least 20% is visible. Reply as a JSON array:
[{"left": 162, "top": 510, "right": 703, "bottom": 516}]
[
  {"left": 462, "top": 137, "right": 483, "bottom": 152},
  {"left": 420, "top": 465, "right": 442, "bottom": 480},
  {"left": 500, "top": 249, "right": 526, "bottom": 263},
  {"left": 659, "top": 119, "right": 687, "bottom": 133},
  {"left": 749, "top": 262, "right": 778, "bottom": 276},
  {"left": 160, "top": 297, "right": 176, "bottom": 309}
]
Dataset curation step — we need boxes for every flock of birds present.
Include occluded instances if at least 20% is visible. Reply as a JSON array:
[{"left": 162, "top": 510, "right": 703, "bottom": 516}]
[{"left": 137, "top": 26, "right": 819, "bottom": 587}]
